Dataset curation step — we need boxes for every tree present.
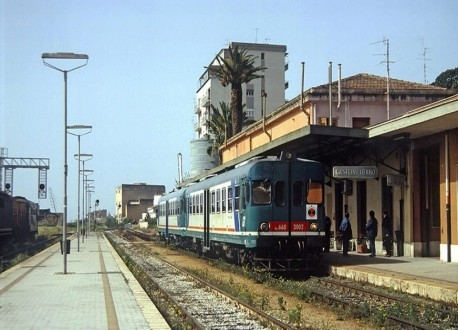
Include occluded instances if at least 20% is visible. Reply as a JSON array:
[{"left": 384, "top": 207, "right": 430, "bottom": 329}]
[
  {"left": 206, "top": 101, "right": 232, "bottom": 164},
  {"left": 208, "top": 45, "right": 265, "bottom": 135},
  {"left": 431, "top": 67, "right": 458, "bottom": 91}
]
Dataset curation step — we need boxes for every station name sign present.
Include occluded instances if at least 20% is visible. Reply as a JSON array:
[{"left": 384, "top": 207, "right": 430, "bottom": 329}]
[{"left": 333, "top": 166, "right": 379, "bottom": 179}]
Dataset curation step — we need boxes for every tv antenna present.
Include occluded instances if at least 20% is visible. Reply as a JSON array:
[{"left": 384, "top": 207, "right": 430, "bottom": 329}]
[
  {"left": 418, "top": 48, "right": 431, "bottom": 84},
  {"left": 372, "top": 37, "right": 395, "bottom": 119}
]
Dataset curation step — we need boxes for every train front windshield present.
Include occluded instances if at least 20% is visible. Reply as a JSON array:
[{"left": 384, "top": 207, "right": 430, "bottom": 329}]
[{"left": 306, "top": 181, "right": 323, "bottom": 204}]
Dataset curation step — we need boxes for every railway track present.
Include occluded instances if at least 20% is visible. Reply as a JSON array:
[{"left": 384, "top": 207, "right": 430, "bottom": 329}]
[
  {"left": 120, "top": 228, "right": 458, "bottom": 329},
  {"left": 108, "top": 229, "right": 296, "bottom": 329},
  {"left": 312, "top": 277, "right": 458, "bottom": 329},
  {"left": 0, "top": 235, "right": 61, "bottom": 271}
]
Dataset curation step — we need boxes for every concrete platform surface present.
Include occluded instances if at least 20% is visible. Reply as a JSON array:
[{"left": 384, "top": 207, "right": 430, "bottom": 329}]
[
  {"left": 323, "top": 250, "right": 458, "bottom": 304},
  {"left": 0, "top": 233, "right": 170, "bottom": 330}
]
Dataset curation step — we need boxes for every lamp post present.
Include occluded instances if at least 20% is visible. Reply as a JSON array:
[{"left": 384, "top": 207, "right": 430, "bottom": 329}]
[
  {"left": 79, "top": 165, "right": 93, "bottom": 242},
  {"left": 42, "top": 52, "right": 89, "bottom": 274},
  {"left": 69, "top": 126, "right": 92, "bottom": 252},
  {"left": 82, "top": 172, "right": 94, "bottom": 238},
  {"left": 86, "top": 185, "right": 95, "bottom": 234},
  {"left": 72, "top": 149, "right": 92, "bottom": 249}
]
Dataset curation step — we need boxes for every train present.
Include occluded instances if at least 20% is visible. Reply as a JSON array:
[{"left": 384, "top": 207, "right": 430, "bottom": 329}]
[
  {"left": 157, "top": 151, "right": 325, "bottom": 272},
  {"left": 0, "top": 191, "right": 39, "bottom": 239}
]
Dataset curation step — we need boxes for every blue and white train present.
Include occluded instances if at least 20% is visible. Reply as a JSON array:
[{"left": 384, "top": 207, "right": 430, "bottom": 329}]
[{"left": 157, "top": 152, "right": 325, "bottom": 271}]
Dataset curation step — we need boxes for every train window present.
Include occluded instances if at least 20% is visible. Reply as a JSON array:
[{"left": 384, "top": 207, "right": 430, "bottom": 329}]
[
  {"left": 245, "top": 183, "right": 250, "bottom": 204},
  {"left": 307, "top": 181, "right": 323, "bottom": 204},
  {"left": 275, "top": 181, "right": 286, "bottom": 206},
  {"left": 222, "top": 188, "right": 226, "bottom": 212},
  {"left": 252, "top": 180, "right": 271, "bottom": 205},
  {"left": 234, "top": 185, "right": 240, "bottom": 211},
  {"left": 293, "top": 181, "right": 304, "bottom": 206},
  {"left": 228, "top": 187, "right": 232, "bottom": 212},
  {"left": 211, "top": 190, "right": 215, "bottom": 213},
  {"left": 216, "top": 189, "right": 221, "bottom": 213},
  {"left": 200, "top": 193, "right": 203, "bottom": 214},
  {"left": 241, "top": 184, "right": 247, "bottom": 209}
]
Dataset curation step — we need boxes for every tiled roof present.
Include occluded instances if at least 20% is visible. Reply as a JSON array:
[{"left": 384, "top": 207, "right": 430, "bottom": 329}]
[{"left": 311, "top": 73, "right": 454, "bottom": 95}]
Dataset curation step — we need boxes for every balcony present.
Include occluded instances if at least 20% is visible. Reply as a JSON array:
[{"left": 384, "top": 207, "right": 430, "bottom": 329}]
[
  {"left": 202, "top": 94, "right": 211, "bottom": 107},
  {"left": 194, "top": 105, "right": 201, "bottom": 114}
]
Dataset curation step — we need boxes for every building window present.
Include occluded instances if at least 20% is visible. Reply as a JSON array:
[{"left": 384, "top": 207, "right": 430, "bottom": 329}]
[
  {"left": 352, "top": 117, "right": 370, "bottom": 128},
  {"left": 319, "top": 117, "right": 338, "bottom": 126}
]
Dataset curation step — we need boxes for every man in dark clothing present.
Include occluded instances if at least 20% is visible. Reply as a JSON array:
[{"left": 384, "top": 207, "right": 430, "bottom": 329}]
[
  {"left": 382, "top": 210, "right": 393, "bottom": 257},
  {"left": 339, "top": 213, "right": 352, "bottom": 256},
  {"left": 366, "top": 210, "right": 378, "bottom": 257}
]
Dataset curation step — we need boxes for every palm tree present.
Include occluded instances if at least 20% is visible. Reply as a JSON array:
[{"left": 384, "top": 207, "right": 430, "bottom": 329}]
[
  {"left": 208, "top": 45, "right": 265, "bottom": 135},
  {"left": 206, "top": 101, "right": 232, "bottom": 164}
]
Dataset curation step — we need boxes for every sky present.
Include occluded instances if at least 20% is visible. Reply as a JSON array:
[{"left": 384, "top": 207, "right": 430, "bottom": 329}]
[{"left": 1, "top": 0, "right": 457, "bottom": 220}]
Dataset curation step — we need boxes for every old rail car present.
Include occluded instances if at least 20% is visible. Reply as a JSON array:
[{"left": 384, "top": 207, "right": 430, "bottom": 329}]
[{"left": 158, "top": 152, "right": 325, "bottom": 271}]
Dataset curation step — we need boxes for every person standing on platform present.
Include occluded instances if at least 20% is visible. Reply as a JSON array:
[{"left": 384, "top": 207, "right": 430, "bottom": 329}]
[
  {"left": 366, "top": 210, "right": 378, "bottom": 257},
  {"left": 382, "top": 210, "right": 392, "bottom": 257},
  {"left": 339, "top": 212, "right": 352, "bottom": 257}
]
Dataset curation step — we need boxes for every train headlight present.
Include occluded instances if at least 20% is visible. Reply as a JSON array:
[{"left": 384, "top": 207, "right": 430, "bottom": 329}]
[
  {"left": 309, "top": 222, "right": 318, "bottom": 231},
  {"left": 259, "top": 222, "right": 269, "bottom": 232}
]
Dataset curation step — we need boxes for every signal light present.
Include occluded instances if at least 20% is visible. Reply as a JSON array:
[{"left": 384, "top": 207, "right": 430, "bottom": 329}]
[
  {"left": 5, "top": 183, "right": 11, "bottom": 190},
  {"left": 39, "top": 184, "right": 45, "bottom": 191}
]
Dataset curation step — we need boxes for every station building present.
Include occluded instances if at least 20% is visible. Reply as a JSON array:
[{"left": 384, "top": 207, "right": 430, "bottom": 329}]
[{"left": 187, "top": 73, "right": 457, "bottom": 262}]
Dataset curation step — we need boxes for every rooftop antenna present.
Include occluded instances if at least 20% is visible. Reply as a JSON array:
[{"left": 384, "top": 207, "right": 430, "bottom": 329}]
[
  {"left": 254, "top": 27, "right": 259, "bottom": 43},
  {"left": 372, "top": 37, "right": 394, "bottom": 119},
  {"left": 417, "top": 40, "right": 431, "bottom": 84}
]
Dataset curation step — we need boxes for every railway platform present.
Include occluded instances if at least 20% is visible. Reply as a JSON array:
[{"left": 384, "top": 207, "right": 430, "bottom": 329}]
[
  {"left": 0, "top": 233, "right": 170, "bottom": 330},
  {"left": 323, "top": 250, "right": 458, "bottom": 305}
]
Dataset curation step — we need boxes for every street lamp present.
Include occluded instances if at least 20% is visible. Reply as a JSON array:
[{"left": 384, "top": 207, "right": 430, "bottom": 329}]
[
  {"left": 79, "top": 163, "right": 93, "bottom": 241},
  {"left": 82, "top": 172, "right": 94, "bottom": 238},
  {"left": 72, "top": 146, "right": 92, "bottom": 250},
  {"left": 42, "top": 52, "right": 89, "bottom": 274},
  {"left": 86, "top": 185, "right": 95, "bottom": 234}
]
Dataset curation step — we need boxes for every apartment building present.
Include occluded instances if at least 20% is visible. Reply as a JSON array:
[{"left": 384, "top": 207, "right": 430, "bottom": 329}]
[
  {"left": 190, "top": 42, "right": 288, "bottom": 177},
  {"left": 115, "top": 183, "right": 165, "bottom": 223},
  {"left": 194, "top": 42, "right": 287, "bottom": 138}
]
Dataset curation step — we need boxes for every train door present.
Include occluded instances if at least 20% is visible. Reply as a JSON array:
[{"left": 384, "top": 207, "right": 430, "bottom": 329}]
[
  {"left": 239, "top": 178, "right": 248, "bottom": 230},
  {"left": 165, "top": 201, "right": 170, "bottom": 239},
  {"left": 203, "top": 189, "right": 210, "bottom": 250},
  {"left": 271, "top": 162, "right": 289, "bottom": 230}
]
